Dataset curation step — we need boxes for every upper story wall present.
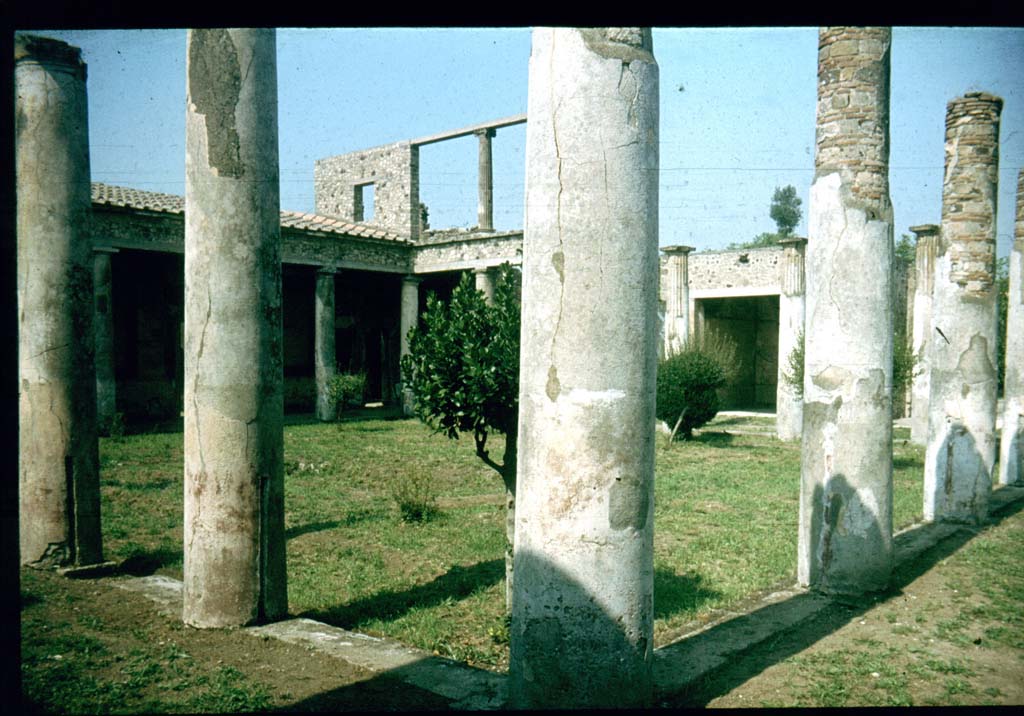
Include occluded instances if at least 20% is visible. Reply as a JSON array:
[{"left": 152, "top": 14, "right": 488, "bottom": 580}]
[{"left": 314, "top": 141, "right": 422, "bottom": 240}]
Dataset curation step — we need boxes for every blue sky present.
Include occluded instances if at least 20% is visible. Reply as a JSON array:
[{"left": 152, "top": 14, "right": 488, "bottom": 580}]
[{"left": 37, "top": 27, "right": 1024, "bottom": 256}]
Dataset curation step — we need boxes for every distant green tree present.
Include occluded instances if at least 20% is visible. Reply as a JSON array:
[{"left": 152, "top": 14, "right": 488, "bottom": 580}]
[
  {"left": 895, "top": 233, "right": 916, "bottom": 266},
  {"left": 770, "top": 185, "right": 802, "bottom": 238}
]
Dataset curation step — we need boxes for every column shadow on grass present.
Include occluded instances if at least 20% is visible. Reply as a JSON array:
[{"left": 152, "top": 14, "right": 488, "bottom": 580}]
[
  {"left": 117, "top": 546, "right": 181, "bottom": 576},
  {"left": 654, "top": 567, "right": 723, "bottom": 619},
  {"left": 657, "top": 486, "right": 1024, "bottom": 707},
  {"left": 299, "top": 558, "right": 504, "bottom": 629}
]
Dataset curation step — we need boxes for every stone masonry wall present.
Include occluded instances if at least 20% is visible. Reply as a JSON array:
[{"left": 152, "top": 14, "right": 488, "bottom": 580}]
[
  {"left": 680, "top": 246, "right": 783, "bottom": 293},
  {"left": 314, "top": 141, "right": 421, "bottom": 239}
]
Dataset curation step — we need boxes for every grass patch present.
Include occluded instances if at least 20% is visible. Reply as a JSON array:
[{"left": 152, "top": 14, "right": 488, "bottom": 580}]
[{"left": 92, "top": 414, "right": 928, "bottom": 669}]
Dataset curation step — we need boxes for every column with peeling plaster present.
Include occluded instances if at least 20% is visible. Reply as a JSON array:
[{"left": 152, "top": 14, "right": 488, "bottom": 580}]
[
  {"left": 924, "top": 93, "right": 1002, "bottom": 522},
  {"left": 315, "top": 268, "right": 337, "bottom": 421},
  {"left": 94, "top": 247, "right": 118, "bottom": 433},
  {"left": 399, "top": 275, "right": 422, "bottom": 416},
  {"left": 998, "top": 170, "right": 1024, "bottom": 485},
  {"left": 909, "top": 224, "right": 940, "bottom": 445},
  {"left": 662, "top": 245, "right": 692, "bottom": 357},
  {"left": 477, "top": 128, "right": 495, "bottom": 231},
  {"left": 183, "top": 28, "right": 287, "bottom": 627},
  {"left": 776, "top": 237, "right": 806, "bottom": 441},
  {"left": 510, "top": 27, "right": 659, "bottom": 709},
  {"left": 798, "top": 27, "right": 894, "bottom": 596},
  {"left": 16, "top": 34, "right": 103, "bottom": 568}
]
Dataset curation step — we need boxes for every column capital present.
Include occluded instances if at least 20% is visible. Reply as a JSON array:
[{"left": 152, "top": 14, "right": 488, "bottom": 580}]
[
  {"left": 662, "top": 244, "right": 694, "bottom": 256},
  {"left": 316, "top": 265, "right": 338, "bottom": 276},
  {"left": 402, "top": 274, "right": 424, "bottom": 285},
  {"left": 15, "top": 34, "right": 87, "bottom": 79},
  {"left": 909, "top": 224, "right": 940, "bottom": 240},
  {"left": 92, "top": 246, "right": 120, "bottom": 255},
  {"left": 475, "top": 127, "right": 497, "bottom": 139}
]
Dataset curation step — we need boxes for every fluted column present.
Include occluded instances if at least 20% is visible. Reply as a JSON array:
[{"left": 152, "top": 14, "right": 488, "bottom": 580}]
[
  {"left": 477, "top": 128, "right": 495, "bottom": 231},
  {"left": 93, "top": 247, "right": 118, "bottom": 433},
  {"left": 908, "top": 224, "right": 940, "bottom": 445},
  {"left": 998, "top": 170, "right": 1024, "bottom": 485},
  {"left": 399, "top": 275, "right": 422, "bottom": 416},
  {"left": 776, "top": 237, "right": 806, "bottom": 441},
  {"left": 662, "top": 245, "right": 693, "bottom": 357},
  {"left": 314, "top": 268, "right": 337, "bottom": 421}
]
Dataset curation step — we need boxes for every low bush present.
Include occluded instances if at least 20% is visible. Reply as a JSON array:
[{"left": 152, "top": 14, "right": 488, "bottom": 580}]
[
  {"left": 657, "top": 347, "right": 727, "bottom": 440},
  {"left": 328, "top": 373, "right": 367, "bottom": 416}
]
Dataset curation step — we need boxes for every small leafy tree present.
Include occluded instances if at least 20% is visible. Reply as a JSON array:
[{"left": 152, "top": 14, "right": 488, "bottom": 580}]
[
  {"left": 783, "top": 328, "right": 805, "bottom": 401},
  {"left": 656, "top": 342, "right": 727, "bottom": 441},
  {"left": 328, "top": 372, "right": 367, "bottom": 418},
  {"left": 400, "top": 263, "right": 520, "bottom": 608}
]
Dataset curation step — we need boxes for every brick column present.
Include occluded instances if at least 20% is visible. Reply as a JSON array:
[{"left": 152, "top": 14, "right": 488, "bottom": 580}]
[
  {"left": 93, "top": 247, "right": 119, "bottom": 433},
  {"left": 908, "top": 224, "right": 940, "bottom": 445},
  {"left": 16, "top": 34, "right": 103, "bottom": 568},
  {"left": 477, "top": 128, "right": 495, "bottom": 231},
  {"left": 510, "top": 27, "right": 658, "bottom": 709},
  {"left": 924, "top": 92, "right": 1002, "bottom": 523},
  {"left": 798, "top": 27, "right": 894, "bottom": 596},
  {"left": 183, "top": 28, "right": 287, "bottom": 627},
  {"left": 315, "top": 268, "right": 337, "bottom": 421},
  {"left": 662, "top": 245, "right": 693, "bottom": 357},
  {"left": 399, "top": 275, "right": 422, "bottom": 416},
  {"left": 776, "top": 237, "right": 806, "bottom": 442},
  {"left": 998, "top": 169, "right": 1024, "bottom": 485}
]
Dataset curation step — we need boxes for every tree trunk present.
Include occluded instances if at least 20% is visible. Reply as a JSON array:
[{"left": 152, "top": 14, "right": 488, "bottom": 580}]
[{"left": 502, "top": 425, "right": 518, "bottom": 614}]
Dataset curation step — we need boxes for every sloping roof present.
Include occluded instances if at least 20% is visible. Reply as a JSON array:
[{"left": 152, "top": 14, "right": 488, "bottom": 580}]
[{"left": 91, "top": 183, "right": 409, "bottom": 244}]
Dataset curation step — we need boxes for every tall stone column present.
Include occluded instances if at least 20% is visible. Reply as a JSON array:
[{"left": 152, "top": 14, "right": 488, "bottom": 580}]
[
  {"left": 183, "top": 28, "right": 286, "bottom": 627},
  {"left": 999, "top": 169, "right": 1024, "bottom": 485},
  {"left": 662, "top": 245, "right": 693, "bottom": 357},
  {"left": 314, "top": 268, "right": 337, "bottom": 421},
  {"left": 909, "top": 224, "right": 940, "bottom": 445},
  {"left": 924, "top": 93, "right": 1002, "bottom": 523},
  {"left": 474, "top": 267, "right": 495, "bottom": 305},
  {"left": 399, "top": 275, "right": 422, "bottom": 416},
  {"left": 16, "top": 35, "right": 103, "bottom": 568},
  {"left": 510, "top": 28, "right": 658, "bottom": 709},
  {"left": 477, "top": 128, "right": 495, "bottom": 231},
  {"left": 776, "top": 237, "right": 806, "bottom": 442},
  {"left": 93, "top": 247, "right": 118, "bottom": 433},
  {"left": 798, "top": 27, "right": 894, "bottom": 596}
]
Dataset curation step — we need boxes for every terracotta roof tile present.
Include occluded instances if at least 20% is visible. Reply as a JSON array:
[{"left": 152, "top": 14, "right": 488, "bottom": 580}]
[{"left": 91, "top": 183, "right": 409, "bottom": 244}]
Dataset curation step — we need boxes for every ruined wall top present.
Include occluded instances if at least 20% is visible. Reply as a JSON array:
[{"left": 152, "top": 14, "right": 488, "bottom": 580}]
[
  {"left": 14, "top": 34, "right": 87, "bottom": 78},
  {"left": 814, "top": 26, "right": 891, "bottom": 207},
  {"left": 941, "top": 91, "right": 1002, "bottom": 296}
]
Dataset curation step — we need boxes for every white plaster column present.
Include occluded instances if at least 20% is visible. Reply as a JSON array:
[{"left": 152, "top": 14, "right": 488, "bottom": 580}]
[
  {"left": 314, "top": 268, "right": 337, "bottom": 421},
  {"left": 474, "top": 267, "right": 495, "bottom": 305},
  {"left": 924, "top": 92, "right": 1002, "bottom": 523},
  {"left": 776, "top": 237, "right": 806, "bottom": 442},
  {"left": 16, "top": 34, "right": 103, "bottom": 568},
  {"left": 662, "top": 245, "right": 693, "bottom": 357},
  {"left": 997, "top": 170, "right": 1023, "bottom": 485},
  {"left": 798, "top": 27, "right": 894, "bottom": 596},
  {"left": 477, "top": 128, "right": 495, "bottom": 231},
  {"left": 399, "top": 275, "right": 422, "bottom": 416},
  {"left": 510, "top": 27, "right": 659, "bottom": 709},
  {"left": 909, "top": 224, "right": 940, "bottom": 445},
  {"left": 183, "top": 28, "right": 287, "bottom": 627}
]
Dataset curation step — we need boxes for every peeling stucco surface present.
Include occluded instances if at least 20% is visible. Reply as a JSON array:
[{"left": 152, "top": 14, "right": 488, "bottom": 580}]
[
  {"left": 510, "top": 27, "right": 658, "bottom": 709},
  {"left": 997, "top": 172, "right": 1023, "bottom": 485}
]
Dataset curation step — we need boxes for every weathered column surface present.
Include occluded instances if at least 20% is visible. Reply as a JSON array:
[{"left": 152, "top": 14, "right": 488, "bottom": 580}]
[
  {"left": 477, "top": 128, "right": 495, "bottom": 231},
  {"left": 183, "top": 28, "right": 287, "bottom": 627},
  {"left": 798, "top": 27, "right": 894, "bottom": 596},
  {"left": 909, "top": 224, "right": 940, "bottom": 445},
  {"left": 474, "top": 267, "right": 495, "bottom": 305},
  {"left": 662, "top": 245, "right": 693, "bottom": 357},
  {"left": 16, "top": 34, "right": 103, "bottom": 568},
  {"left": 93, "top": 247, "right": 118, "bottom": 433},
  {"left": 997, "top": 170, "right": 1023, "bottom": 485},
  {"left": 511, "top": 27, "right": 658, "bottom": 709},
  {"left": 314, "top": 268, "right": 337, "bottom": 421},
  {"left": 399, "top": 275, "right": 422, "bottom": 416},
  {"left": 924, "top": 92, "right": 1002, "bottom": 522},
  {"left": 776, "top": 237, "right": 807, "bottom": 441}
]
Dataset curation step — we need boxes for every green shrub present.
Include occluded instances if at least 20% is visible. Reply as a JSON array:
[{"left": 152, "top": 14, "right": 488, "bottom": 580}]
[
  {"left": 328, "top": 373, "right": 367, "bottom": 416},
  {"left": 783, "top": 328, "right": 805, "bottom": 401},
  {"left": 389, "top": 471, "right": 439, "bottom": 523},
  {"left": 657, "top": 348, "right": 727, "bottom": 440}
]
